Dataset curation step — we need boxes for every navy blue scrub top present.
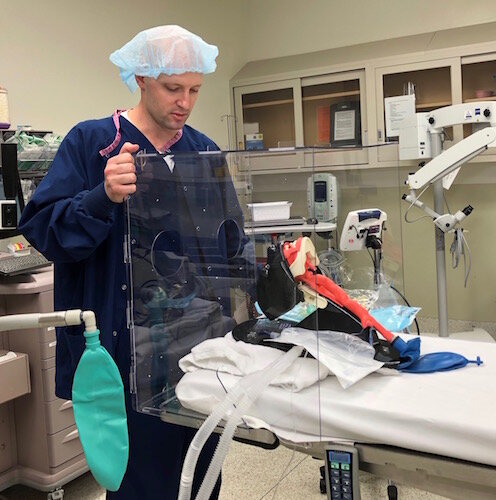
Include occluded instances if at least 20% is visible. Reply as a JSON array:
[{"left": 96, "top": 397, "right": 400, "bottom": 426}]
[{"left": 19, "top": 114, "right": 239, "bottom": 400}]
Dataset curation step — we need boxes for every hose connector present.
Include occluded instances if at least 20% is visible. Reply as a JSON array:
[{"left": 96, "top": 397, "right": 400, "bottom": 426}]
[{"left": 82, "top": 310, "right": 97, "bottom": 332}]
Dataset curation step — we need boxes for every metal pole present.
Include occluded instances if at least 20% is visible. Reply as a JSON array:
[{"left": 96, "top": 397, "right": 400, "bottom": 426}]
[
  {"left": 373, "top": 248, "right": 382, "bottom": 287},
  {"left": 430, "top": 132, "right": 449, "bottom": 337},
  {"left": 221, "top": 114, "right": 236, "bottom": 151}
]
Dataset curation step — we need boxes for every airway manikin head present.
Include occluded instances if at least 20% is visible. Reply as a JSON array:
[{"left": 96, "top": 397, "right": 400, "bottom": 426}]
[
  {"left": 282, "top": 237, "right": 320, "bottom": 277},
  {"left": 281, "top": 237, "right": 396, "bottom": 344},
  {"left": 253, "top": 237, "right": 403, "bottom": 366}
]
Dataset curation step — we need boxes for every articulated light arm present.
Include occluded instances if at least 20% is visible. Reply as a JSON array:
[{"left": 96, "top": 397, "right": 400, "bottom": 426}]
[
  {"left": 406, "top": 102, "right": 496, "bottom": 191},
  {"left": 399, "top": 102, "right": 496, "bottom": 337},
  {"left": 407, "top": 127, "right": 496, "bottom": 190},
  {"left": 0, "top": 309, "right": 97, "bottom": 333},
  {"left": 402, "top": 192, "right": 473, "bottom": 233},
  {"left": 404, "top": 103, "right": 496, "bottom": 231}
]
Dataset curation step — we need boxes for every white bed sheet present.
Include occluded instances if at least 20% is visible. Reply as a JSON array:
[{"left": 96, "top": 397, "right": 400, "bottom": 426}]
[{"left": 176, "top": 334, "right": 496, "bottom": 467}]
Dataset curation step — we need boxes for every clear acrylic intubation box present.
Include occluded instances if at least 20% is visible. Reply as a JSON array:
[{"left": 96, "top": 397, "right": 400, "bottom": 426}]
[{"left": 126, "top": 146, "right": 405, "bottom": 443}]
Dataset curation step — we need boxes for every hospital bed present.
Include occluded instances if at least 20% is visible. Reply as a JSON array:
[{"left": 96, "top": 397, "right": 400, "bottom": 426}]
[{"left": 170, "top": 333, "right": 496, "bottom": 499}]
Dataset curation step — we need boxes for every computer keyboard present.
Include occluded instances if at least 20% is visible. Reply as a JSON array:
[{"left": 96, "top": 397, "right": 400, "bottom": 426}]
[{"left": 0, "top": 252, "right": 51, "bottom": 276}]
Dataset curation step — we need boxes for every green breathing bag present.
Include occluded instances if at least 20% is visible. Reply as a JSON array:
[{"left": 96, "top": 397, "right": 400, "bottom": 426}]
[{"left": 72, "top": 329, "right": 129, "bottom": 491}]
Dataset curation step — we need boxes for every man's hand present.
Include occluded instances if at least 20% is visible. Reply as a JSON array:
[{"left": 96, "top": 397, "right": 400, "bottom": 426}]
[{"left": 104, "top": 142, "right": 140, "bottom": 203}]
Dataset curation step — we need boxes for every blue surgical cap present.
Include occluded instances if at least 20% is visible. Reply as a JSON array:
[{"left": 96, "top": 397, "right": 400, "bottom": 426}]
[{"left": 109, "top": 25, "right": 219, "bottom": 92}]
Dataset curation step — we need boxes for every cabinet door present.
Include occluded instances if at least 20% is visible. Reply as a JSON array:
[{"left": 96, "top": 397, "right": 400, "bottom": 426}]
[
  {"left": 301, "top": 70, "right": 365, "bottom": 145},
  {"left": 461, "top": 53, "right": 496, "bottom": 103},
  {"left": 234, "top": 79, "right": 303, "bottom": 150},
  {"left": 375, "top": 58, "right": 460, "bottom": 163},
  {"left": 461, "top": 52, "right": 496, "bottom": 152},
  {"left": 301, "top": 70, "right": 368, "bottom": 167}
]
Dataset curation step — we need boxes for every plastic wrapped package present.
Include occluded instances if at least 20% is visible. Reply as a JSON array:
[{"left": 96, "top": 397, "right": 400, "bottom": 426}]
[
  {"left": 6, "top": 131, "right": 63, "bottom": 174},
  {"left": 370, "top": 305, "right": 421, "bottom": 332},
  {"left": 269, "top": 327, "right": 384, "bottom": 389}
]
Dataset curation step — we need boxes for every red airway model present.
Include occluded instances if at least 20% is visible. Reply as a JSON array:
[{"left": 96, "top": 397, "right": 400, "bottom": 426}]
[{"left": 282, "top": 237, "right": 395, "bottom": 344}]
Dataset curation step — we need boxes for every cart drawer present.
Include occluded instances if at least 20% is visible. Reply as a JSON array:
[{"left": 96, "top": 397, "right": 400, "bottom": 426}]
[
  {"left": 0, "top": 351, "right": 30, "bottom": 404},
  {"left": 42, "top": 366, "right": 56, "bottom": 402},
  {"left": 47, "top": 424, "right": 83, "bottom": 467},
  {"left": 45, "top": 398, "right": 76, "bottom": 435},
  {"left": 39, "top": 325, "right": 56, "bottom": 344},
  {"left": 40, "top": 338, "right": 56, "bottom": 360}
]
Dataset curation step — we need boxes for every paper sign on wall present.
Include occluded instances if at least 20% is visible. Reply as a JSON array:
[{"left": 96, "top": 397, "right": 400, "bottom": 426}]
[{"left": 384, "top": 94, "right": 416, "bottom": 138}]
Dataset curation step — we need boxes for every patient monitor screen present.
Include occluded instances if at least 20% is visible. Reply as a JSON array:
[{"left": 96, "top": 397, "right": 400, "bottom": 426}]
[
  {"left": 314, "top": 181, "right": 327, "bottom": 202},
  {"left": 328, "top": 451, "right": 351, "bottom": 464}
]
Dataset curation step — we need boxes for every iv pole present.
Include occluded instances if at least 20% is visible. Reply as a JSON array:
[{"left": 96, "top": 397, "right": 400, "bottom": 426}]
[{"left": 430, "top": 131, "right": 449, "bottom": 337}]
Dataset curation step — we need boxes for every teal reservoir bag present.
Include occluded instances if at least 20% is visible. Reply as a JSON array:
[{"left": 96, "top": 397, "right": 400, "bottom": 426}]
[{"left": 72, "top": 329, "right": 129, "bottom": 491}]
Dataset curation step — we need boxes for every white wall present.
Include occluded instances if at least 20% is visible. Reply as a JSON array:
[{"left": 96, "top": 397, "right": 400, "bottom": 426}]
[
  {"left": 242, "top": 0, "right": 496, "bottom": 60},
  {"left": 0, "top": 0, "right": 246, "bottom": 147},
  {"left": 2, "top": 1, "right": 496, "bottom": 146}
]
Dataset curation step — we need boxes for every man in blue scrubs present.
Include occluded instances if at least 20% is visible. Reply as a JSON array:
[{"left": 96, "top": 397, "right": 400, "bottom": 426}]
[{"left": 20, "top": 26, "right": 225, "bottom": 499}]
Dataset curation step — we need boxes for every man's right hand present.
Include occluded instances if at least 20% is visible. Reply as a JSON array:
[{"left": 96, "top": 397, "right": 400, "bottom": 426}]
[{"left": 104, "top": 142, "right": 140, "bottom": 203}]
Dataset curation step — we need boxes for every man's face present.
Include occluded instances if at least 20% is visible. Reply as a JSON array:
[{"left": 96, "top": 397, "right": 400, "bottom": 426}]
[{"left": 139, "top": 72, "right": 203, "bottom": 132}]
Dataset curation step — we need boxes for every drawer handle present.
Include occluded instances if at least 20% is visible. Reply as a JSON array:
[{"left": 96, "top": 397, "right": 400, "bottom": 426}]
[
  {"left": 59, "top": 400, "right": 73, "bottom": 411},
  {"left": 62, "top": 429, "right": 79, "bottom": 443}
]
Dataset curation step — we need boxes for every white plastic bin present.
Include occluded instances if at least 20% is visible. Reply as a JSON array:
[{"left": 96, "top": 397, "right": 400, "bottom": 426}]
[{"left": 247, "top": 201, "right": 292, "bottom": 222}]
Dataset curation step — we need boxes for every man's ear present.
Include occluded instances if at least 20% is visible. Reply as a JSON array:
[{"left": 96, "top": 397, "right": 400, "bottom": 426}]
[{"left": 135, "top": 75, "right": 145, "bottom": 90}]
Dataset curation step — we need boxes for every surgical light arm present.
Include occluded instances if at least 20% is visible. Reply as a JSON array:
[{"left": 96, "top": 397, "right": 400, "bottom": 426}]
[
  {"left": 406, "top": 102, "right": 496, "bottom": 191},
  {"left": 402, "top": 193, "right": 473, "bottom": 233},
  {"left": 400, "top": 102, "right": 496, "bottom": 337},
  {"left": 404, "top": 103, "right": 496, "bottom": 230},
  {"left": 407, "top": 127, "right": 496, "bottom": 191}
]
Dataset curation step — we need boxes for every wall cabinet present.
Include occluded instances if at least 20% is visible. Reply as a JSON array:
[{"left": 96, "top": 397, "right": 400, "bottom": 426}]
[
  {"left": 461, "top": 53, "right": 496, "bottom": 103},
  {"left": 374, "top": 58, "right": 460, "bottom": 163},
  {"left": 461, "top": 52, "right": 496, "bottom": 143},
  {"left": 233, "top": 70, "right": 368, "bottom": 171},
  {"left": 230, "top": 22, "right": 496, "bottom": 173},
  {"left": 302, "top": 73, "right": 363, "bottom": 146},
  {"left": 234, "top": 79, "right": 302, "bottom": 150}
]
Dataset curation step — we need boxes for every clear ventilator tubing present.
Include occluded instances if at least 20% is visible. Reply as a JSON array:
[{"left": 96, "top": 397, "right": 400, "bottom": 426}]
[
  {"left": 194, "top": 345, "right": 304, "bottom": 500},
  {"left": 178, "top": 345, "right": 303, "bottom": 500},
  {"left": 177, "top": 379, "right": 250, "bottom": 500}
]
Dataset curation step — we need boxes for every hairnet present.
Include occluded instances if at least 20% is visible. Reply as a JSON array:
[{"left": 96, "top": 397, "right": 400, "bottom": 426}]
[{"left": 109, "top": 25, "right": 219, "bottom": 92}]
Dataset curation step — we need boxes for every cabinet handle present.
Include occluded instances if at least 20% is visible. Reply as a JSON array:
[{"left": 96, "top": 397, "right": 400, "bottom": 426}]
[
  {"left": 58, "top": 400, "right": 73, "bottom": 412},
  {"left": 62, "top": 429, "right": 79, "bottom": 443}
]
